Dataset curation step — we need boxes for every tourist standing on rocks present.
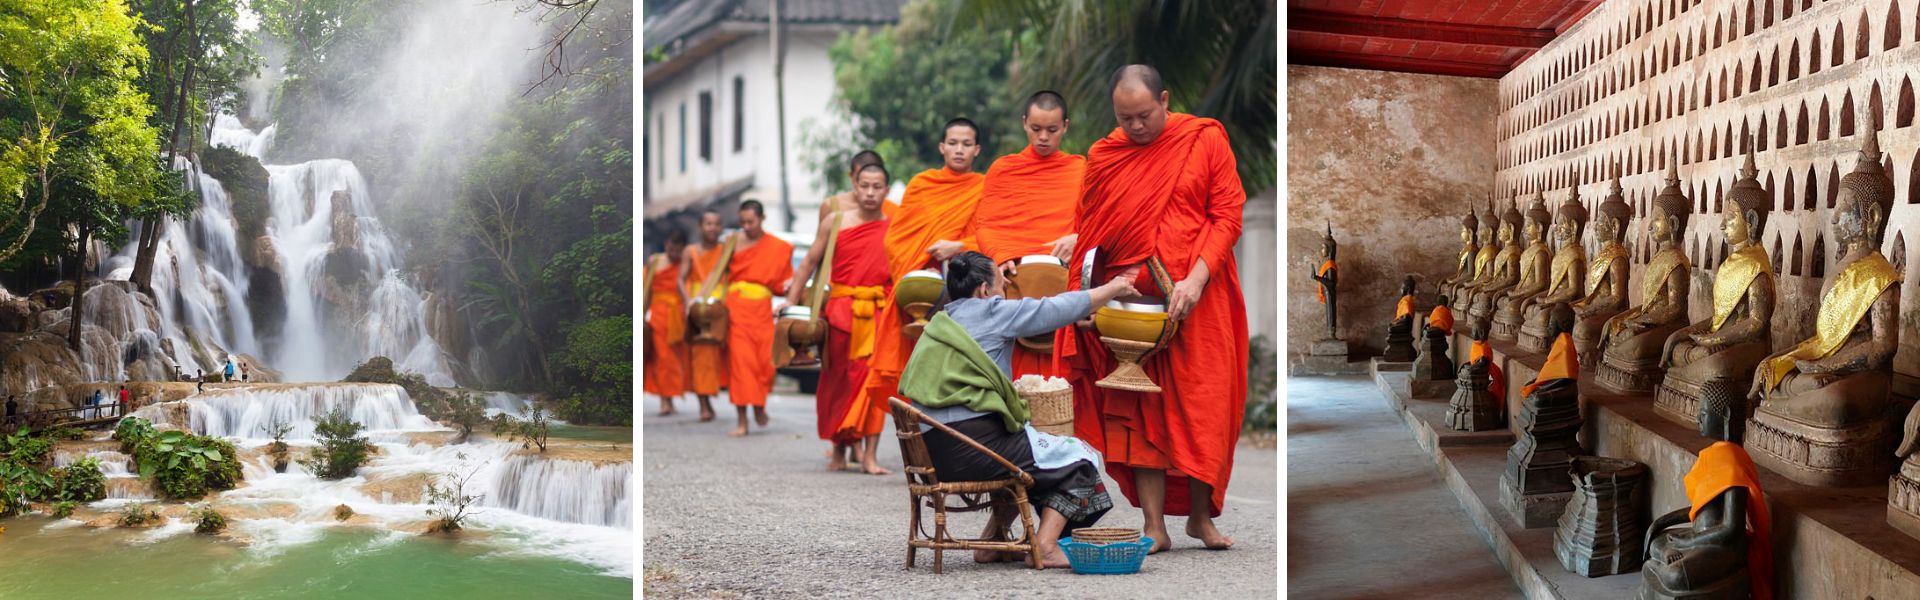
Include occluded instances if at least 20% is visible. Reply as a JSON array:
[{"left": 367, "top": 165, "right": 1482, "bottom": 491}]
[
  {"left": 197, "top": 370, "right": 206, "bottom": 392},
  {"left": 118, "top": 385, "right": 129, "bottom": 415}
]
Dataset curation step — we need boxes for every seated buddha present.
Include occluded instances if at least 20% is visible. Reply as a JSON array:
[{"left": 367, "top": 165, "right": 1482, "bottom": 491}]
[
  {"left": 1655, "top": 148, "right": 1776, "bottom": 427},
  {"left": 1466, "top": 200, "right": 1525, "bottom": 322},
  {"left": 1517, "top": 190, "right": 1590, "bottom": 353},
  {"left": 1383, "top": 277, "right": 1419, "bottom": 362},
  {"left": 1438, "top": 202, "right": 1482, "bottom": 304},
  {"left": 1744, "top": 127, "right": 1903, "bottom": 487},
  {"left": 1596, "top": 164, "right": 1693, "bottom": 393},
  {"left": 1640, "top": 377, "right": 1773, "bottom": 600},
  {"left": 1568, "top": 175, "right": 1633, "bottom": 369},
  {"left": 1488, "top": 195, "right": 1553, "bottom": 338},
  {"left": 1452, "top": 200, "right": 1502, "bottom": 314}
]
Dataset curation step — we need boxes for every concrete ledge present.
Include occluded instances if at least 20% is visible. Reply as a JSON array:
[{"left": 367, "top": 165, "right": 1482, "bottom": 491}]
[
  {"left": 1373, "top": 371, "right": 1514, "bottom": 449},
  {"left": 1426, "top": 332, "right": 1920, "bottom": 599}
]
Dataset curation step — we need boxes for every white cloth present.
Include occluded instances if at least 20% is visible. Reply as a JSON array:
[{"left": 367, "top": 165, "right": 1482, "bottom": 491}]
[{"left": 1027, "top": 428, "right": 1103, "bottom": 470}]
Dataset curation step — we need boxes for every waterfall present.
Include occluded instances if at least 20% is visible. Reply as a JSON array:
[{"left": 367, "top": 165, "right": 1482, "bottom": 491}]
[
  {"left": 52, "top": 449, "right": 135, "bottom": 477},
  {"left": 135, "top": 383, "right": 440, "bottom": 440},
  {"left": 483, "top": 455, "right": 631, "bottom": 529},
  {"left": 91, "top": 115, "right": 455, "bottom": 386},
  {"left": 482, "top": 391, "right": 531, "bottom": 418}
]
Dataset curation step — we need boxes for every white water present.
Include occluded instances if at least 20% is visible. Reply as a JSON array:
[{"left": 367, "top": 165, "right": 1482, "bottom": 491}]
[
  {"left": 95, "top": 115, "right": 454, "bottom": 386},
  {"left": 115, "top": 385, "right": 631, "bottom": 575}
]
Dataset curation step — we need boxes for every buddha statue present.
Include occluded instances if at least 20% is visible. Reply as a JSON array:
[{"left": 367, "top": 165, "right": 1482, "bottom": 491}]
[
  {"left": 1744, "top": 126, "right": 1903, "bottom": 487},
  {"left": 1655, "top": 146, "right": 1776, "bottom": 427},
  {"left": 1502, "top": 302, "right": 1583, "bottom": 528},
  {"left": 1453, "top": 199, "right": 1502, "bottom": 313},
  {"left": 1438, "top": 201, "right": 1482, "bottom": 302},
  {"left": 1383, "top": 276, "right": 1419, "bottom": 362},
  {"left": 1517, "top": 189, "right": 1591, "bottom": 353},
  {"left": 1447, "top": 318, "right": 1503, "bottom": 431},
  {"left": 1596, "top": 164, "right": 1693, "bottom": 393},
  {"left": 1639, "top": 378, "right": 1773, "bottom": 600},
  {"left": 1490, "top": 194, "right": 1554, "bottom": 339},
  {"left": 1414, "top": 295, "right": 1457, "bottom": 386},
  {"left": 1467, "top": 199, "right": 1526, "bottom": 323},
  {"left": 1311, "top": 222, "right": 1339, "bottom": 341},
  {"left": 1569, "top": 173, "right": 1634, "bottom": 369}
]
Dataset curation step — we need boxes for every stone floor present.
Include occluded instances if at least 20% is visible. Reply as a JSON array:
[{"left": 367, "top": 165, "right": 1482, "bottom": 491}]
[
  {"left": 643, "top": 389, "right": 1278, "bottom": 599},
  {"left": 1287, "top": 375, "right": 1523, "bottom": 599}
]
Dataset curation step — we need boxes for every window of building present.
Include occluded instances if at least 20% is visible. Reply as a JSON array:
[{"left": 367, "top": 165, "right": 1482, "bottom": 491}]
[
  {"left": 733, "top": 77, "right": 745, "bottom": 153},
  {"left": 679, "top": 103, "right": 687, "bottom": 173},
  {"left": 699, "top": 91, "right": 713, "bottom": 163}
]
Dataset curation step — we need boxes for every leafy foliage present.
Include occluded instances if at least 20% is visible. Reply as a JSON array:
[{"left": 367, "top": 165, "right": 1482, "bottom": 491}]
[
  {"left": 117, "top": 502, "right": 160, "bottom": 527},
  {"left": 0, "top": 428, "right": 52, "bottom": 466},
  {"left": 190, "top": 504, "right": 227, "bottom": 534},
  {"left": 133, "top": 429, "right": 239, "bottom": 500},
  {"left": 491, "top": 404, "right": 550, "bottom": 453},
  {"left": 424, "top": 454, "right": 484, "bottom": 533},
  {"left": 114, "top": 416, "right": 156, "bottom": 453},
  {"left": 54, "top": 455, "right": 107, "bottom": 502},
  {"left": 49, "top": 500, "right": 78, "bottom": 519},
  {"left": 444, "top": 392, "right": 487, "bottom": 443},
  {"left": 0, "top": 427, "right": 63, "bottom": 515},
  {"left": 300, "top": 408, "right": 371, "bottom": 480},
  {"left": 344, "top": 357, "right": 453, "bottom": 418},
  {"left": 553, "top": 315, "right": 630, "bottom": 424}
]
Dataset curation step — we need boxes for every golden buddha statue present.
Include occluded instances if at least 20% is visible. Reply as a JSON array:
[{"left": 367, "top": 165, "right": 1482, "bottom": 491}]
[
  {"left": 1744, "top": 126, "right": 1903, "bottom": 487},
  {"left": 1466, "top": 199, "right": 1525, "bottom": 322},
  {"left": 1452, "top": 199, "right": 1502, "bottom": 313},
  {"left": 1438, "top": 200, "right": 1482, "bottom": 303},
  {"left": 1489, "top": 194, "right": 1554, "bottom": 339},
  {"left": 1517, "top": 189, "right": 1590, "bottom": 353},
  {"left": 1654, "top": 146, "right": 1776, "bottom": 427},
  {"left": 1569, "top": 173, "right": 1634, "bottom": 368},
  {"left": 1595, "top": 163, "right": 1692, "bottom": 393}
]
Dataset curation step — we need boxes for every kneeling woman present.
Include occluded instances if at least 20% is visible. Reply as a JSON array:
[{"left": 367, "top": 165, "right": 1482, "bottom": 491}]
[{"left": 898, "top": 251, "right": 1140, "bottom": 568}]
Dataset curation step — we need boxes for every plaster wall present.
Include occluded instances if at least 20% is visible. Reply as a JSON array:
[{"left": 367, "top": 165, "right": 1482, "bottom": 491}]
[{"left": 1286, "top": 65, "right": 1500, "bottom": 362}]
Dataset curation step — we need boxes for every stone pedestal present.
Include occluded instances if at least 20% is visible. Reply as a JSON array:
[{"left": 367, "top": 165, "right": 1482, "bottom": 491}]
[
  {"left": 1747, "top": 404, "right": 1905, "bottom": 487},
  {"left": 1446, "top": 363, "right": 1502, "bottom": 432},
  {"left": 1411, "top": 329, "right": 1455, "bottom": 386},
  {"left": 1888, "top": 458, "right": 1920, "bottom": 541},
  {"left": 1294, "top": 338, "right": 1363, "bottom": 375},
  {"left": 1383, "top": 320, "right": 1417, "bottom": 362},
  {"left": 1412, "top": 379, "right": 1457, "bottom": 399},
  {"left": 1502, "top": 474, "right": 1574, "bottom": 529},
  {"left": 1553, "top": 456, "right": 1648, "bottom": 577},
  {"left": 1491, "top": 300, "right": 1524, "bottom": 340},
  {"left": 1504, "top": 378, "right": 1583, "bottom": 528},
  {"left": 1595, "top": 354, "right": 1665, "bottom": 394}
]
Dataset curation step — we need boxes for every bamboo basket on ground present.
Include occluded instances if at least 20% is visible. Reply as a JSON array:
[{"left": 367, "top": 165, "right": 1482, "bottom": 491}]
[
  {"left": 1019, "top": 376, "right": 1075, "bottom": 437},
  {"left": 1071, "top": 527, "right": 1143, "bottom": 545}
]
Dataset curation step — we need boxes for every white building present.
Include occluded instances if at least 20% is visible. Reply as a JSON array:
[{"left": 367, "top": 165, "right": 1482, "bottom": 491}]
[{"left": 643, "top": 0, "right": 904, "bottom": 241}]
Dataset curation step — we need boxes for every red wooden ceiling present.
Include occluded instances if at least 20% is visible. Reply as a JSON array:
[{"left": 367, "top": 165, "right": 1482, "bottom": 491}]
[{"left": 1289, "top": 0, "right": 1603, "bottom": 78}]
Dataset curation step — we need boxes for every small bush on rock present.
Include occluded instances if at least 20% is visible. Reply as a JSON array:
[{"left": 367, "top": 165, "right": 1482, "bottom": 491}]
[{"left": 301, "top": 409, "right": 372, "bottom": 480}]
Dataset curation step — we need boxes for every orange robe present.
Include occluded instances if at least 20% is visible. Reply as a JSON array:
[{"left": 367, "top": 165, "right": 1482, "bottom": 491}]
[
  {"left": 977, "top": 147, "right": 1085, "bottom": 378},
  {"left": 1317, "top": 260, "right": 1336, "bottom": 303},
  {"left": 1058, "top": 113, "right": 1247, "bottom": 517},
  {"left": 838, "top": 167, "right": 985, "bottom": 439},
  {"left": 1394, "top": 294, "right": 1415, "bottom": 321},
  {"left": 1520, "top": 333, "right": 1577, "bottom": 398},
  {"left": 1471, "top": 340, "right": 1505, "bottom": 408},
  {"left": 1684, "top": 441, "right": 1774, "bottom": 600},
  {"left": 643, "top": 256, "right": 687, "bottom": 398},
  {"left": 686, "top": 243, "right": 730, "bottom": 396},
  {"left": 819, "top": 219, "right": 890, "bottom": 442},
  {"left": 1428, "top": 305, "right": 1455, "bottom": 336},
  {"left": 723, "top": 234, "right": 793, "bottom": 408}
]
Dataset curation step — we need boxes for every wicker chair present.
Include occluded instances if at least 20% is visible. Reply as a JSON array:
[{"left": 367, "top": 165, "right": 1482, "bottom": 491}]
[{"left": 888, "top": 397, "right": 1042, "bottom": 573}]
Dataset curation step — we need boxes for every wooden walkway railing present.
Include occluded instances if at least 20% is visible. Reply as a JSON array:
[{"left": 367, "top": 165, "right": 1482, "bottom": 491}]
[{"left": 1, "top": 401, "right": 130, "bottom": 434}]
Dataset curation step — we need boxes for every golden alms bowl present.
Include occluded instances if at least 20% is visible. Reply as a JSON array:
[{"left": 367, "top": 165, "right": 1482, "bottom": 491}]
[
  {"left": 1013, "top": 255, "right": 1069, "bottom": 352},
  {"left": 1092, "top": 297, "right": 1175, "bottom": 393},
  {"left": 776, "top": 305, "right": 825, "bottom": 367},
  {"left": 687, "top": 298, "right": 728, "bottom": 343},
  {"left": 896, "top": 269, "right": 944, "bottom": 337}
]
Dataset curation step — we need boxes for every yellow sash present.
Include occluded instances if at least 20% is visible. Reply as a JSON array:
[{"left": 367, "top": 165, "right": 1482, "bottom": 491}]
[
  {"left": 1585, "top": 244, "right": 1628, "bottom": 297},
  {"left": 830, "top": 285, "right": 886, "bottom": 359},
  {"left": 728, "top": 281, "right": 772, "bottom": 301},
  {"left": 1710, "top": 245, "right": 1772, "bottom": 332},
  {"left": 1457, "top": 243, "right": 1479, "bottom": 277},
  {"left": 1606, "top": 248, "right": 1690, "bottom": 338},
  {"left": 1546, "top": 246, "right": 1585, "bottom": 295},
  {"left": 1516, "top": 243, "right": 1548, "bottom": 288},
  {"left": 1762, "top": 252, "right": 1901, "bottom": 391},
  {"left": 1472, "top": 246, "right": 1497, "bottom": 282}
]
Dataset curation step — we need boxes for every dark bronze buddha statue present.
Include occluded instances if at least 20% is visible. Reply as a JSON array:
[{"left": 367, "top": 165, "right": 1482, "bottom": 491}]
[
  {"left": 1384, "top": 276, "right": 1419, "bottom": 362},
  {"left": 1640, "top": 378, "right": 1772, "bottom": 599}
]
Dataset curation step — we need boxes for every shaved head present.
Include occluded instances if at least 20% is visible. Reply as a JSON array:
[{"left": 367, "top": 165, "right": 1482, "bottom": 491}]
[
  {"left": 1109, "top": 64, "right": 1170, "bottom": 145},
  {"left": 849, "top": 150, "right": 884, "bottom": 177},
  {"left": 1108, "top": 64, "right": 1165, "bottom": 96},
  {"left": 1024, "top": 90, "right": 1068, "bottom": 122}
]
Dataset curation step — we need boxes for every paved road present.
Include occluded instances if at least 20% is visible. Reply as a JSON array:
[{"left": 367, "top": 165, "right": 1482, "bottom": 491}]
[{"left": 642, "top": 390, "right": 1277, "bottom": 599}]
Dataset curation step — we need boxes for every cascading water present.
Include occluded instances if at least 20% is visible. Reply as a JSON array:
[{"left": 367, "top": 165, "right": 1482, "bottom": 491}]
[
  {"left": 96, "top": 114, "right": 454, "bottom": 386},
  {"left": 167, "top": 383, "right": 439, "bottom": 440},
  {"left": 485, "top": 456, "right": 630, "bottom": 528}
]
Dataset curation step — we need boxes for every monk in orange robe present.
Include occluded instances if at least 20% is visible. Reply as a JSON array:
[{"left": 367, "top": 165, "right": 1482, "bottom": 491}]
[
  {"left": 818, "top": 150, "right": 898, "bottom": 226},
  {"left": 1058, "top": 65, "right": 1247, "bottom": 552},
  {"left": 723, "top": 200, "right": 793, "bottom": 437},
  {"left": 790, "top": 164, "right": 893, "bottom": 471},
  {"left": 678, "top": 211, "right": 729, "bottom": 422},
  {"left": 645, "top": 229, "right": 690, "bottom": 415},
  {"left": 836, "top": 118, "right": 986, "bottom": 473},
  {"left": 975, "top": 91, "right": 1085, "bottom": 379}
]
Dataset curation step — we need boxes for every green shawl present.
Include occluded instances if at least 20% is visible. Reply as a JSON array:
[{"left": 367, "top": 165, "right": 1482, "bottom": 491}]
[{"left": 897, "top": 312, "right": 1028, "bottom": 432}]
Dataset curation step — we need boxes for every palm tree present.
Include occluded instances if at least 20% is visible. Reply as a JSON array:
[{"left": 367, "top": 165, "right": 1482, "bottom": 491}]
[{"left": 950, "top": 0, "right": 1276, "bottom": 195}]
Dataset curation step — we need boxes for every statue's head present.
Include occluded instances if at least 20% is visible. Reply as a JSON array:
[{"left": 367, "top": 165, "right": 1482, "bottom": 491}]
[
  {"left": 1725, "top": 145, "right": 1772, "bottom": 247},
  {"left": 1697, "top": 377, "right": 1746, "bottom": 443},
  {"left": 1544, "top": 302, "right": 1576, "bottom": 340},
  {"left": 1651, "top": 163, "right": 1691, "bottom": 248},
  {"left": 1554, "top": 187, "right": 1590, "bottom": 246},
  {"left": 1437, "top": 294, "right": 1451, "bottom": 306},
  {"left": 1470, "top": 318, "right": 1490, "bottom": 341},
  {"left": 1597, "top": 172, "right": 1632, "bottom": 244},
  {"left": 1524, "top": 192, "right": 1551, "bottom": 243},
  {"left": 1500, "top": 199, "right": 1524, "bottom": 246},
  {"left": 1401, "top": 275, "right": 1416, "bottom": 296},
  {"left": 1321, "top": 221, "right": 1337, "bottom": 259},
  {"left": 1836, "top": 125, "right": 1892, "bottom": 250},
  {"left": 1478, "top": 198, "right": 1500, "bottom": 245},
  {"left": 1461, "top": 204, "right": 1480, "bottom": 245}
]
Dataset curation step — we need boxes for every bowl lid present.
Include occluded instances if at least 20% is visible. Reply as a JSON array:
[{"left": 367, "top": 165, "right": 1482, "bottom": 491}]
[
  {"left": 1019, "top": 255, "right": 1064, "bottom": 266},
  {"left": 1105, "top": 296, "right": 1166, "bottom": 313},
  {"left": 779, "top": 305, "right": 812, "bottom": 318},
  {"left": 902, "top": 269, "right": 944, "bottom": 281}
]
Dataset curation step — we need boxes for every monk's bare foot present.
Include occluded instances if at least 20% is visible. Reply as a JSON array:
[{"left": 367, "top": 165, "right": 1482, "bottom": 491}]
[
  {"left": 658, "top": 404, "right": 675, "bottom": 417},
  {"left": 698, "top": 407, "right": 715, "bottom": 422},
  {"left": 753, "top": 407, "right": 769, "bottom": 427},
  {"left": 1143, "top": 525, "right": 1172, "bottom": 554},
  {"left": 1036, "top": 546, "right": 1072, "bottom": 569},
  {"left": 973, "top": 548, "right": 1005, "bottom": 563},
  {"left": 861, "top": 460, "right": 891, "bottom": 475},
  {"left": 728, "top": 425, "right": 748, "bottom": 437},
  {"left": 827, "top": 448, "right": 847, "bottom": 472},
  {"left": 1185, "top": 519, "right": 1233, "bottom": 549}
]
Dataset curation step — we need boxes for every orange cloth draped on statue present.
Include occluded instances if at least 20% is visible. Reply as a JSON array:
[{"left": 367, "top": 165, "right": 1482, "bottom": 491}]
[
  {"left": 1684, "top": 441, "right": 1775, "bottom": 600},
  {"left": 686, "top": 243, "right": 730, "bottom": 396},
  {"left": 723, "top": 234, "right": 793, "bottom": 408},
  {"left": 1520, "top": 333, "right": 1578, "bottom": 398},
  {"left": 1394, "top": 295, "right": 1415, "bottom": 320},
  {"left": 1428, "top": 305, "right": 1455, "bottom": 335},
  {"left": 1471, "top": 340, "right": 1505, "bottom": 407},
  {"left": 644, "top": 256, "right": 687, "bottom": 398},
  {"left": 978, "top": 146, "right": 1085, "bottom": 378},
  {"left": 1317, "top": 261, "right": 1336, "bottom": 303},
  {"left": 819, "top": 219, "right": 891, "bottom": 443},
  {"left": 838, "top": 167, "right": 984, "bottom": 439},
  {"left": 1057, "top": 113, "right": 1247, "bottom": 518}
]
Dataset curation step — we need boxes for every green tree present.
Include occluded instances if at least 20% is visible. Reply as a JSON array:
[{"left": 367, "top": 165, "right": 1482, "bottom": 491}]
[
  {"left": 952, "top": 0, "right": 1276, "bottom": 196},
  {"left": 805, "top": 0, "right": 1022, "bottom": 195}
]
